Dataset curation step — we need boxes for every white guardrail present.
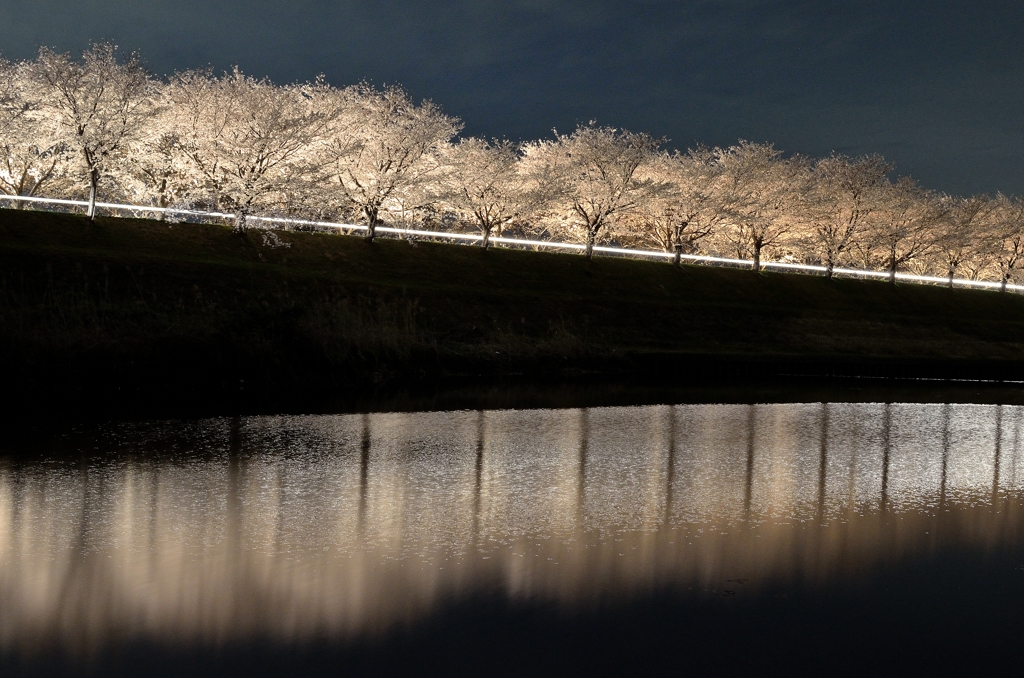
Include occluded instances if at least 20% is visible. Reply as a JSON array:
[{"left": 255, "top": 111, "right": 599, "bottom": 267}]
[{"left": 3, "top": 193, "right": 1023, "bottom": 293}]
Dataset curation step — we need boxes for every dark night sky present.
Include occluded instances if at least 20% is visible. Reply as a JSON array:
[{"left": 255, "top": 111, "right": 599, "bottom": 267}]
[{"left": 2, "top": 0, "right": 1022, "bottom": 196}]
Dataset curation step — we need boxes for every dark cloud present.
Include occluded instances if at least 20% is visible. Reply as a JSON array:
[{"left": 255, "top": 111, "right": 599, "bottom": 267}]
[{"left": 2, "top": 0, "right": 1022, "bottom": 195}]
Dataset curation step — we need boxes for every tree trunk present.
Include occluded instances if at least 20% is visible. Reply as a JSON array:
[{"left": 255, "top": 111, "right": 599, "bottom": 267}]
[
  {"left": 86, "top": 168, "right": 99, "bottom": 221},
  {"left": 156, "top": 183, "right": 168, "bottom": 221},
  {"left": 947, "top": 266, "right": 955, "bottom": 289},
  {"left": 751, "top": 246, "right": 761, "bottom": 272},
  {"left": 672, "top": 221, "right": 685, "bottom": 268},
  {"left": 888, "top": 262, "right": 897, "bottom": 284},
  {"left": 481, "top": 225, "right": 491, "bottom": 250},
  {"left": 233, "top": 210, "right": 248, "bottom": 234},
  {"left": 364, "top": 204, "right": 379, "bottom": 243},
  {"left": 585, "top": 228, "right": 596, "bottom": 261},
  {"left": 825, "top": 255, "right": 834, "bottom": 279},
  {"left": 1001, "top": 275, "right": 1009, "bottom": 293}
]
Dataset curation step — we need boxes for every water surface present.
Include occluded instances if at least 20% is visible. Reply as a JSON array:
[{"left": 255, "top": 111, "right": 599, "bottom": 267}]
[{"left": 3, "top": 402, "right": 1024, "bottom": 674}]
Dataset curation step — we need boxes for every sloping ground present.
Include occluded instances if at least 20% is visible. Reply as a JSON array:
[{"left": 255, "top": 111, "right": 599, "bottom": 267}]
[{"left": 3, "top": 209, "right": 1024, "bottom": 400}]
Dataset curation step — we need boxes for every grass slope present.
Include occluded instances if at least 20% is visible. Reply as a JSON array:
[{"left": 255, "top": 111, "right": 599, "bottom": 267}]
[{"left": 3, "top": 209, "right": 1024, "bottom": 396}]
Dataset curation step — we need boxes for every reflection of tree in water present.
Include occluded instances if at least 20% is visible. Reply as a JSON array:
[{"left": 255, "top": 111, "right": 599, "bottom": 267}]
[
  {"left": 0, "top": 403, "right": 1022, "bottom": 654},
  {"left": 663, "top": 404, "right": 676, "bottom": 527},
  {"left": 881, "top": 402, "right": 891, "bottom": 512},
  {"left": 358, "top": 412, "right": 370, "bottom": 532},
  {"left": 817, "top": 403, "right": 829, "bottom": 521},
  {"left": 577, "top": 407, "right": 588, "bottom": 528}
]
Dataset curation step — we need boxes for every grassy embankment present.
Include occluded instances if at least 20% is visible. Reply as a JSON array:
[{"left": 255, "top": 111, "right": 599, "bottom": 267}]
[{"left": 3, "top": 208, "right": 1024, "bottom": 401}]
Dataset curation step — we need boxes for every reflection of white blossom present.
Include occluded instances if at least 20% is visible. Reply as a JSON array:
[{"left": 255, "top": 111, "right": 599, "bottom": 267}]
[{"left": 0, "top": 403, "right": 1017, "bottom": 654}]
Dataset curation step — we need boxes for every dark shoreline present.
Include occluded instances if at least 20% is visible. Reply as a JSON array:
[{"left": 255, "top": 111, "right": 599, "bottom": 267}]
[{"left": 8, "top": 367, "right": 1024, "bottom": 434}]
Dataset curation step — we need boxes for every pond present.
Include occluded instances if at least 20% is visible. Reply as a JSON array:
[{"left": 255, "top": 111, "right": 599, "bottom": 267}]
[{"left": 3, "top": 400, "right": 1024, "bottom": 675}]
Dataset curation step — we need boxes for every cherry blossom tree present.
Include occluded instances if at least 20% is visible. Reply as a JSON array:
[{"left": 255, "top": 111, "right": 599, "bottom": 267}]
[
  {"left": 115, "top": 88, "right": 191, "bottom": 216},
  {"left": 168, "top": 68, "right": 337, "bottom": 231},
  {"left": 0, "top": 57, "right": 70, "bottom": 203},
  {"left": 437, "top": 138, "right": 556, "bottom": 249},
  {"left": 627, "top": 147, "right": 728, "bottom": 265},
  {"left": 932, "top": 195, "right": 995, "bottom": 288},
  {"left": 325, "top": 84, "right": 461, "bottom": 242},
  {"left": 717, "top": 141, "right": 809, "bottom": 271},
  {"left": 803, "top": 154, "right": 891, "bottom": 278},
  {"left": 31, "top": 43, "right": 155, "bottom": 220},
  {"left": 860, "top": 177, "right": 943, "bottom": 283},
  {"left": 985, "top": 194, "right": 1024, "bottom": 292},
  {"left": 0, "top": 56, "right": 27, "bottom": 136},
  {"left": 529, "top": 123, "right": 663, "bottom": 260}
]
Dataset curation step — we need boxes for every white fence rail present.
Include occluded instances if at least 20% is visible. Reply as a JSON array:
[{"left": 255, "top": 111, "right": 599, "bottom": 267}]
[{"left": 3, "top": 193, "right": 1022, "bottom": 293}]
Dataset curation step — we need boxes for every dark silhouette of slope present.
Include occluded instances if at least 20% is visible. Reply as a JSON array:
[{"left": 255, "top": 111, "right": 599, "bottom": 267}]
[{"left": 4, "top": 209, "right": 1024, "bottom": 408}]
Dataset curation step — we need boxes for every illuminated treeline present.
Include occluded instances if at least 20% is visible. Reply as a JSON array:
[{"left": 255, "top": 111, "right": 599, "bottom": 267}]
[{"left": 2, "top": 44, "right": 1023, "bottom": 286}]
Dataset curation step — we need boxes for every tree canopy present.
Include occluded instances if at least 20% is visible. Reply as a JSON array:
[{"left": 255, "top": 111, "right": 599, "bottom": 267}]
[{"left": 2, "top": 43, "right": 1022, "bottom": 286}]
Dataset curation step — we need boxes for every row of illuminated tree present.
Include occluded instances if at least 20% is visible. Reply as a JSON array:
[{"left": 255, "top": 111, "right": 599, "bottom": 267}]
[{"left": 3, "top": 44, "right": 1024, "bottom": 287}]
